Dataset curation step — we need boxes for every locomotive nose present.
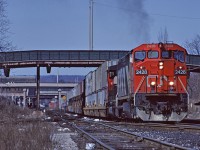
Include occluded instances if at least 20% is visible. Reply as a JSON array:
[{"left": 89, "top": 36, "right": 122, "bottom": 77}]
[
  {"left": 161, "top": 60, "right": 175, "bottom": 76},
  {"left": 158, "top": 60, "right": 175, "bottom": 92}
]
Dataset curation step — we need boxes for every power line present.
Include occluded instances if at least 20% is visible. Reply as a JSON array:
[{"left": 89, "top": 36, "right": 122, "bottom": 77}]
[{"left": 94, "top": 1, "right": 200, "bottom": 21}]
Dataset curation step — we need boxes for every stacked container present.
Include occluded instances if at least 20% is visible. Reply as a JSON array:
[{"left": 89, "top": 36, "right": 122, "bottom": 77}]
[
  {"left": 66, "top": 80, "right": 85, "bottom": 113},
  {"left": 85, "top": 60, "right": 118, "bottom": 107},
  {"left": 85, "top": 71, "right": 96, "bottom": 107}
]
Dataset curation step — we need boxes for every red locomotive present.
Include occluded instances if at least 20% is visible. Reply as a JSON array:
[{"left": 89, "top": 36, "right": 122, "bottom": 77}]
[{"left": 67, "top": 43, "right": 189, "bottom": 121}]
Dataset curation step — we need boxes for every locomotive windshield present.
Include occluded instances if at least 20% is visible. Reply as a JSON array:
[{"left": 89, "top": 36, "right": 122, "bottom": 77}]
[
  {"left": 161, "top": 51, "right": 171, "bottom": 59},
  {"left": 134, "top": 51, "right": 145, "bottom": 62},
  {"left": 174, "top": 51, "right": 185, "bottom": 62},
  {"left": 148, "top": 50, "right": 158, "bottom": 58}
]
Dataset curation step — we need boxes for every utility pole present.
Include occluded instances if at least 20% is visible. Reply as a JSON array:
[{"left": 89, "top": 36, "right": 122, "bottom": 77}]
[
  {"left": 36, "top": 66, "right": 40, "bottom": 110},
  {"left": 89, "top": 0, "right": 94, "bottom": 50}
]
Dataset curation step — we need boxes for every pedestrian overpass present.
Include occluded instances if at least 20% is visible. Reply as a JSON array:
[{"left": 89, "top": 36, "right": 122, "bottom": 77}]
[
  {"left": 0, "top": 50, "right": 200, "bottom": 75},
  {"left": 186, "top": 54, "right": 200, "bottom": 73},
  {"left": 0, "top": 50, "right": 128, "bottom": 76}
]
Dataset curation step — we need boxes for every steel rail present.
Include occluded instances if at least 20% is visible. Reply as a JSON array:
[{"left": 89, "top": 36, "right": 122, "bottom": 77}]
[
  {"left": 146, "top": 123, "right": 200, "bottom": 131},
  {"left": 53, "top": 112, "right": 199, "bottom": 149},
  {"left": 111, "top": 122, "right": 200, "bottom": 132},
  {"left": 69, "top": 122, "right": 115, "bottom": 150},
  {"left": 94, "top": 122, "right": 191, "bottom": 150},
  {"left": 67, "top": 118, "right": 191, "bottom": 150}
]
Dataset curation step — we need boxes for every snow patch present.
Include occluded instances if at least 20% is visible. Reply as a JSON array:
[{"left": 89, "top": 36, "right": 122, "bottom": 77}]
[
  {"left": 57, "top": 127, "right": 70, "bottom": 132},
  {"left": 94, "top": 119, "right": 100, "bottom": 122},
  {"left": 86, "top": 143, "right": 95, "bottom": 150}
]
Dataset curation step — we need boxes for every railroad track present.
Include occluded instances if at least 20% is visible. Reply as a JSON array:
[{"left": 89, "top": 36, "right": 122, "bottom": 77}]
[
  {"left": 57, "top": 117, "right": 189, "bottom": 149},
  {"left": 47, "top": 112, "right": 199, "bottom": 149},
  {"left": 94, "top": 122, "right": 200, "bottom": 150}
]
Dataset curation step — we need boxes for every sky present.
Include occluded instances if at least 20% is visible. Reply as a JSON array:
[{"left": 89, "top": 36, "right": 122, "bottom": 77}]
[{"left": 4, "top": 0, "right": 200, "bottom": 76}]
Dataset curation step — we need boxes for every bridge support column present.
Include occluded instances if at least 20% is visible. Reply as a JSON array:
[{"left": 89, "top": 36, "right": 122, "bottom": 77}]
[
  {"left": 46, "top": 64, "right": 51, "bottom": 73},
  {"left": 23, "top": 88, "right": 26, "bottom": 108},
  {"left": 4, "top": 67, "right": 10, "bottom": 77},
  {"left": 36, "top": 66, "right": 40, "bottom": 110},
  {"left": 58, "top": 89, "right": 62, "bottom": 111}
]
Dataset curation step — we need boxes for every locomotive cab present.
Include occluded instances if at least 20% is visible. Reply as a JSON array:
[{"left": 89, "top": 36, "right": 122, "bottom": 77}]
[{"left": 133, "top": 43, "right": 188, "bottom": 121}]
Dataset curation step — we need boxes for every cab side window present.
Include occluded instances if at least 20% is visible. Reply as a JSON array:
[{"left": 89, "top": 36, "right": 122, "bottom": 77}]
[
  {"left": 174, "top": 51, "right": 184, "bottom": 62},
  {"left": 162, "top": 51, "right": 171, "bottom": 59}
]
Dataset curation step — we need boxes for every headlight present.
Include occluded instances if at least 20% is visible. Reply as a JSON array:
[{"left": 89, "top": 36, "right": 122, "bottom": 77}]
[
  {"left": 151, "top": 81, "right": 156, "bottom": 86},
  {"left": 169, "top": 81, "right": 174, "bottom": 86},
  {"left": 159, "top": 62, "right": 164, "bottom": 69},
  {"left": 159, "top": 62, "right": 163, "bottom": 66},
  {"left": 159, "top": 66, "right": 164, "bottom": 69}
]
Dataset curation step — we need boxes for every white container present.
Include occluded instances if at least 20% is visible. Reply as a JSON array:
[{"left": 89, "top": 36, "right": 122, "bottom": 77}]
[
  {"left": 80, "top": 80, "right": 85, "bottom": 94},
  {"left": 96, "top": 89, "right": 107, "bottom": 106},
  {"left": 85, "top": 71, "right": 93, "bottom": 96},
  {"left": 92, "top": 71, "right": 96, "bottom": 93},
  {"left": 85, "top": 93, "right": 97, "bottom": 107},
  {"left": 101, "top": 89, "right": 107, "bottom": 105},
  {"left": 101, "top": 61, "right": 108, "bottom": 89},
  {"left": 95, "top": 66, "right": 102, "bottom": 91}
]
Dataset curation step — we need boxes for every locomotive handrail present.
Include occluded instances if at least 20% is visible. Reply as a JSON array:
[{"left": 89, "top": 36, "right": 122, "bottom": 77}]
[
  {"left": 178, "top": 77, "right": 189, "bottom": 105},
  {"left": 133, "top": 76, "right": 146, "bottom": 106}
]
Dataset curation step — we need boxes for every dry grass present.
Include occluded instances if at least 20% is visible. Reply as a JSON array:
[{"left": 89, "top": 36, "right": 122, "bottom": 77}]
[{"left": 0, "top": 96, "right": 55, "bottom": 150}]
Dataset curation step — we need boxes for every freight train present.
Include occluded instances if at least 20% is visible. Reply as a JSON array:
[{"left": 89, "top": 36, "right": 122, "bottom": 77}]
[{"left": 67, "top": 43, "right": 189, "bottom": 121}]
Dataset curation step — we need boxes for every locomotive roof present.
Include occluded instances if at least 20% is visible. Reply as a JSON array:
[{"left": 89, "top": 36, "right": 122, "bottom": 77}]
[{"left": 131, "top": 43, "right": 187, "bottom": 54}]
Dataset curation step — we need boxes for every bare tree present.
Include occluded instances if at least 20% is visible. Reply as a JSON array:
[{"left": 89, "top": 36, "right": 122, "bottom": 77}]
[
  {"left": 185, "top": 34, "right": 200, "bottom": 55},
  {"left": 0, "top": 0, "right": 15, "bottom": 79},
  {"left": 0, "top": 0, "right": 14, "bottom": 52},
  {"left": 185, "top": 34, "right": 200, "bottom": 107},
  {"left": 157, "top": 27, "right": 168, "bottom": 43}
]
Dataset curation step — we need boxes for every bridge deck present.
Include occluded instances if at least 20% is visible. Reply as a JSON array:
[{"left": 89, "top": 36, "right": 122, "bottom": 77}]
[{"left": 0, "top": 50, "right": 129, "bottom": 68}]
